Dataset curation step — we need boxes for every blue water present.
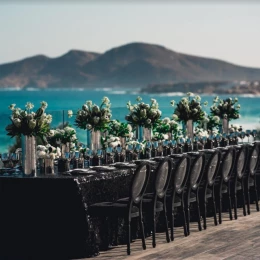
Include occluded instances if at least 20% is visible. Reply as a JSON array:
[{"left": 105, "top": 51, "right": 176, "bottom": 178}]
[{"left": 0, "top": 88, "right": 259, "bottom": 151}]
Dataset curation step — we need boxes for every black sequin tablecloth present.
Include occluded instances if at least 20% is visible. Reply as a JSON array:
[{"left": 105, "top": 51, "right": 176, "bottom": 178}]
[{"left": 0, "top": 169, "right": 134, "bottom": 259}]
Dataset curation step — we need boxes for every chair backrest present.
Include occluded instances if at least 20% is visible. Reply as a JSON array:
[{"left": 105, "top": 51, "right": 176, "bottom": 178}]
[
  {"left": 247, "top": 144, "right": 259, "bottom": 176},
  {"left": 203, "top": 149, "right": 221, "bottom": 186},
  {"left": 130, "top": 161, "right": 151, "bottom": 204},
  {"left": 234, "top": 145, "right": 248, "bottom": 179},
  {"left": 188, "top": 152, "right": 206, "bottom": 190},
  {"left": 154, "top": 157, "right": 173, "bottom": 199},
  {"left": 220, "top": 147, "right": 236, "bottom": 182},
  {"left": 171, "top": 154, "right": 191, "bottom": 194}
]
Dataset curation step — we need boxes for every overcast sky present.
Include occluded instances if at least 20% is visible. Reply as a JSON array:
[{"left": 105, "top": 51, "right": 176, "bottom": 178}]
[{"left": 1, "top": 2, "right": 260, "bottom": 67}]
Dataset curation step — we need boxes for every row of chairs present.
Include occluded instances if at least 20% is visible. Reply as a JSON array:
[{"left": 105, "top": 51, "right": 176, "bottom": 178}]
[{"left": 88, "top": 142, "right": 260, "bottom": 255}]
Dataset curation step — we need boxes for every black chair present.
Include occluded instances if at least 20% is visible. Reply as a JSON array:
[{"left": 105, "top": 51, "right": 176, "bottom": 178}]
[
  {"left": 214, "top": 146, "right": 236, "bottom": 224},
  {"left": 198, "top": 149, "right": 221, "bottom": 230},
  {"left": 167, "top": 154, "right": 191, "bottom": 241},
  {"left": 137, "top": 157, "right": 173, "bottom": 248},
  {"left": 229, "top": 144, "right": 248, "bottom": 219},
  {"left": 88, "top": 162, "right": 151, "bottom": 255},
  {"left": 244, "top": 143, "right": 260, "bottom": 215},
  {"left": 185, "top": 152, "right": 206, "bottom": 234}
]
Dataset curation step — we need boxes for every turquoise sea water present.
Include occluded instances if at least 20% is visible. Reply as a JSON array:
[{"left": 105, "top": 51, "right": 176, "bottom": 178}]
[{"left": 0, "top": 88, "right": 259, "bottom": 151}]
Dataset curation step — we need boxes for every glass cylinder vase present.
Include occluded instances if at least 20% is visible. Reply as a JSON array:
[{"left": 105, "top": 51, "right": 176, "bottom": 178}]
[
  {"left": 21, "top": 135, "right": 36, "bottom": 176},
  {"left": 182, "top": 120, "right": 194, "bottom": 139},
  {"left": 86, "top": 130, "right": 101, "bottom": 152},
  {"left": 136, "top": 125, "right": 152, "bottom": 142},
  {"left": 221, "top": 117, "right": 229, "bottom": 134}
]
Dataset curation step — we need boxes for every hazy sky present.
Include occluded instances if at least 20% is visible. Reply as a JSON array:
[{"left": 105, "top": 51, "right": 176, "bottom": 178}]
[{"left": 1, "top": 2, "right": 260, "bottom": 67}]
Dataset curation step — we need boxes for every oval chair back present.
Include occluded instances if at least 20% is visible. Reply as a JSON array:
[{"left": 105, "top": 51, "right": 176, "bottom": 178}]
[
  {"left": 167, "top": 154, "right": 191, "bottom": 240},
  {"left": 215, "top": 146, "right": 236, "bottom": 224},
  {"left": 230, "top": 144, "right": 248, "bottom": 218},
  {"left": 130, "top": 161, "right": 151, "bottom": 206},
  {"left": 154, "top": 157, "right": 173, "bottom": 200},
  {"left": 186, "top": 152, "right": 206, "bottom": 233},
  {"left": 245, "top": 143, "right": 260, "bottom": 215},
  {"left": 199, "top": 149, "right": 221, "bottom": 229}
]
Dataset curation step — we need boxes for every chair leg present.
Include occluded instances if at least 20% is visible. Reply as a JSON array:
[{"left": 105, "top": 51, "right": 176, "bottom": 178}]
[
  {"left": 203, "top": 200, "right": 207, "bottom": 230},
  {"left": 246, "top": 185, "right": 251, "bottom": 215},
  {"left": 170, "top": 208, "right": 174, "bottom": 241},
  {"left": 228, "top": 194, "right": 233, "bottom": 221},
  {"left": 219, "top": 195, "right": 222, "bottom": 224},
  {"left": 241, "top": 184, "right": 247, "bottom": 216},
  {"left": 196, "top": 194, "right": 202, "bottom": 231},
  {"left": 181, "top": 201, "right": 188, "bottom": 237},
  {"left": 212, "top": 193, "right": 218, "bottom": 226},
  {"left": 152, "top": 210, "right": 156, "bottom": 248},
  {"left": 255, "top": 184, "right": 259, "bottom": 211},
  {"left": 234, "top": 194, "right": 238, "bottom": 220},
  {"left": 126, "top": 219, "right": 131, "bottom": 255},
  {"left": 163, "top": 206, "right": 170, "bottom": 243},
  {"left": 139, "top": 212, "right": 146, "bottom": 250},
  {"left": 186, "top": 203, "right": 190, "bottom": 236}
]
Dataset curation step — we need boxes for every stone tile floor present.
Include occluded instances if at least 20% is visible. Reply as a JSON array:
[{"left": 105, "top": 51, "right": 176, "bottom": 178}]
[{"left": 90, "top": 204, "right": 260, "bottom": 260}]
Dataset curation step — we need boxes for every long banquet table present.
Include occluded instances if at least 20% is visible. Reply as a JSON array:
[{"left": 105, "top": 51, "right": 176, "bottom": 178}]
[
  {"left": 0, "top": 168, "right": 136, "bottom": 259},
  {"left": 0, "top": 142, "right": 260, "bottom": 259}
]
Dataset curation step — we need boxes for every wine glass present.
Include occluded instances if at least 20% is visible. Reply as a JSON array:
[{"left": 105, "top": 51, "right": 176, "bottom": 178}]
[
  {"left": 252, "top": 129, "right": 257, "bottom": 142},
  {"left": 126, "top": 144, "right": 133, "bottom": 162},
  {"left": 106, "top": 147, "right": 114, "bottom": 164},
  {"left": 10, "top": 153, "right": 20, "bottom": 169},
  {"left": 1, "top": 153, "right": 10, "bottom": 168},
  {"left": 86, "top": 149, "right": 94, "bottom": 167},
  {"left": 134, "top": 143, "right": 142, "bottom": 159},
  {"left": 246, "top": 129, "right": 251, "bottom": 143},
  {"left": 97, "top": 149, "right": 103, "bottom": 165}
]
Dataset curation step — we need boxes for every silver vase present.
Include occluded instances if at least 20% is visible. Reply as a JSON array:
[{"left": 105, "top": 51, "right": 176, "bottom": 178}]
[
  {"left": 186, "top": 119, "right": 194, "bottom": 140},
  {"left": 45, "top": 158, "right": 54, "bottom": 175},
  {"left": 91, "top": 130, "right": 101, "bottom": 152},
  {"left": 21, "top": 135, "right": 36, "bottom": 176},
  {"left": 120, "top": 137, "right": 126, "bottom": 149},
  {"left": 143, "top": 127, "right": 152, "bottom": 141},
  {"left": 222, "top": 117, "right": 229, "bottom": 134},
  {"left": 136, "top": 126, "right": 152, "bottom": 142}
]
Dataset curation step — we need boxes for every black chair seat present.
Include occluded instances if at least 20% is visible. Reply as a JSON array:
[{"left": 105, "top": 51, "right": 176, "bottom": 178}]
[
  {"left": 236, "top": 182, "right": 242, "bottom": 190},
  {"left": 189, "top": 192, "right": 197, "bottom": 203},
  {"left": 206, "top": 188, "right": 213, "bottom": 199},
  {"left": 89, "top": 202, "right": 139, "bottom": 218},
  {"left": 166, "top": 195, "right": 182, "bottom": 207},
  {"left": 221, "top": 184, "right": 228, "bottom": 193},
  {"left": 142, "top": 199, "right": 164, "bottom": 212},
  {"left": 249, "top": 177, "right": 254, "bottom": 186}
]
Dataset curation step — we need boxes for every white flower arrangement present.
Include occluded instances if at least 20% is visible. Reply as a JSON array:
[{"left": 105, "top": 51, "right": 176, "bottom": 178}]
[
  {"left": 194, "top": 128, "right": 209, "bottom": 138},
  {"left": 101, "top": 135, "right": 121, "bottom": 149},
  {"left": 6, "top": 101, "right": 52, "bottom": 139},
  {"left": 210, "top": 96, "right": 240, "bottom": 120},
  {"left": 74, "top": 97, "right": 112, "bottom": 131},
  {"left": 125, "top": 97, "right": 161, "bottom": 128},
  {"left": 153, "top": 117, "right": 180, "bottom": 140},
  {"left": 171, "top": 93, "right": 207, "bottom": 123},
  {"left": 47, "top": 126, "right": 78, "bottom": 146},
  {"left": 36, "top": 144, "right": 61, "bottom": 159}
]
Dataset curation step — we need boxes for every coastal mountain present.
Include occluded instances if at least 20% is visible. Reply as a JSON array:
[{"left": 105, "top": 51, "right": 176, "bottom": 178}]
[{"left": 0, "top": 42, "right": 260, "bottom": 89}]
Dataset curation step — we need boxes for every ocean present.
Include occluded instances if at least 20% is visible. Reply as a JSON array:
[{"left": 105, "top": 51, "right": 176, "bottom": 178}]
[{"left": 0, "top": 88, "right": 259, "bottom": 152}]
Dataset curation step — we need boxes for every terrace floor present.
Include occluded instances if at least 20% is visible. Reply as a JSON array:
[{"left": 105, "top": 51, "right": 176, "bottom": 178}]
[{"left": 91, "top": 204, "right": 260, "bottom": 260}]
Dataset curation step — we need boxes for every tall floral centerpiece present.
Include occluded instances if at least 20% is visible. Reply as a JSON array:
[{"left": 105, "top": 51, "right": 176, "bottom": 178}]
[
  {"left": 73, "top": 97, "right": 111, "bottom": 151},
  {"left": 125, "top": 97, "right": 161, "bottom": 142},
  {"left": 210, "top": 96, "right": 240, "bottom": 134},
  {"left": 108, "top": 120, "right": 133, "bottom": 148},
  {"left": 48, "top": 126, "right": 78, "bottom": 155},
  {"left": 5, "top": 101, "right": 52, "bottom": 176},
  {"left": 171, "top": 93, "right": 206, "bottom": 139},
  {"left": 153, "top": 117, "right": 180, "bottom": 141}
]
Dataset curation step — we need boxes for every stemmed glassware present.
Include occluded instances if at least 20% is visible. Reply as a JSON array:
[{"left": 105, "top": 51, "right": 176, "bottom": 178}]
[
  {"left": 126, "top": 144, "right": 134, "bottom": 162},
  {"left": 246, "top": 129, "right": 251, "bottom": 143},
  {"left": 1, "top": 153, "right": 10, "bottom": 168},
  {"left": 105, "top": 147, "right": 114, "bottom": 164},
  {"left": 252, "top": 129, "right": 257, "bottom": 142}
]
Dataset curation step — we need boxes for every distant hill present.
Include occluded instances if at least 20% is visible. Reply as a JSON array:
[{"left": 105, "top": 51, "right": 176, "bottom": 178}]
[{"left": 0, "top": 42, "right": 260, "bottom": 89}]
